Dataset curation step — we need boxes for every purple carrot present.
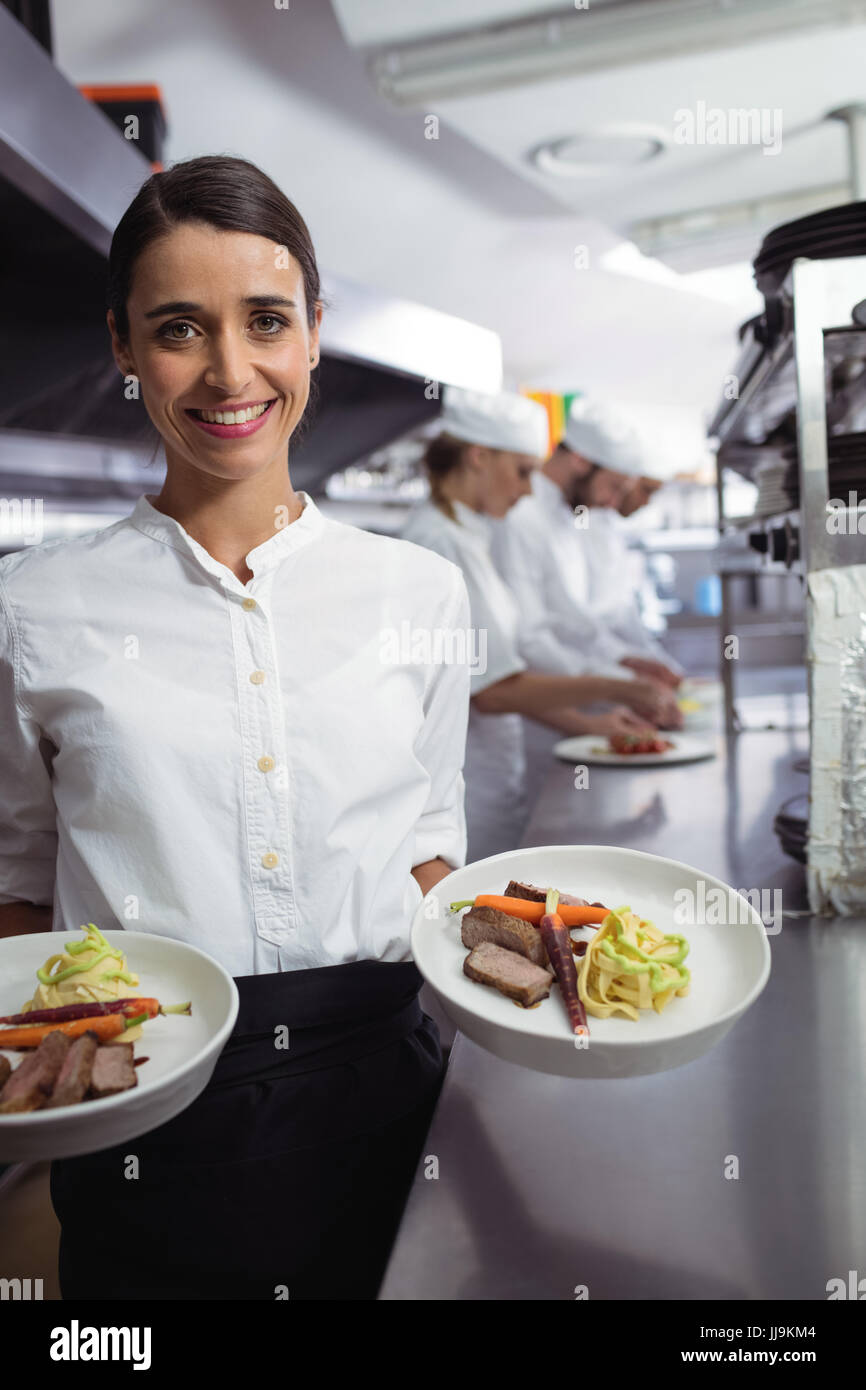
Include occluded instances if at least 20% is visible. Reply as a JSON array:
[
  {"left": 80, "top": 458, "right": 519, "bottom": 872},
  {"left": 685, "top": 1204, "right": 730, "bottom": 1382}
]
[
  {"left": 0, "top": 998, "right": 191, "bottom": 1026},
  {"left": 537, "top": 888, "right": 589, "bottom": 1037}
]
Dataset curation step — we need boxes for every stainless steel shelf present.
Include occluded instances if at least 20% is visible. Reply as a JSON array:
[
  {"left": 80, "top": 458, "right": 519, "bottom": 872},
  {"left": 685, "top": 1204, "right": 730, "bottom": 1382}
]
[
  {"left": 721, "top": 506, "right": 800, "bottom": 531},
  {"left": 711, "top": 295, "right": 866, "bottom": 456},
  {"left": 710, "top": 329, "right": 795, "bottom": 449},
  {"left": 712, "top": 255, "right": 866, "bottom": 916}
]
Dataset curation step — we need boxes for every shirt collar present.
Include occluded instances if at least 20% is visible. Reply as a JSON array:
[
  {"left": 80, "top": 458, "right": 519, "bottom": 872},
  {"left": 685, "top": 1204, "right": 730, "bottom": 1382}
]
[{"left": 128, "top": 490, "right": 325, "bottom": 586}]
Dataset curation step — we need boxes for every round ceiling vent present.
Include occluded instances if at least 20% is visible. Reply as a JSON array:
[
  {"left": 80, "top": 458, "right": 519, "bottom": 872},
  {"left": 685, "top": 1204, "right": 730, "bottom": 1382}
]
[{"left": 530, "top": 124, "right": 668, "bottom": 177}]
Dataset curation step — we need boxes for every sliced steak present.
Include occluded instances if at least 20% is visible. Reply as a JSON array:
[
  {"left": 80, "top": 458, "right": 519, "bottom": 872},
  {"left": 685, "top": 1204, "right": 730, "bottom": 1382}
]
[
  {"left": 0, "top": 1031, "right": 70, "bottom": 1113},
  {"left": 461, "top": 905, "right": 550, "bottom": 969},
  {"left": 88, "top": 1043, "right": 137, "bottom": 1098},
  {"left": 46, "top": 1031, "right": 99, "bottom": 1109},
  {"left": 0, "top": 1056, "right": 10, "bottom": 1090},
  {"left": 504, "top": 879, "right": 588, "bottom": 907},
  {"left": 464, "top": 941, "right": 552, "bottom": 1006}
]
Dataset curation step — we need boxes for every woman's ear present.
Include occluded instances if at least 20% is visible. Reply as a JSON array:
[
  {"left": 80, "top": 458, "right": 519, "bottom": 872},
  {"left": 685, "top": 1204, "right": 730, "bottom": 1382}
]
[
  {"left": 464, "top": 443, "right": 485, "bottom": 474},
  {"left": 106, "top": 310, "right": 136, "bottom": 378},
  {"left": 308, "top": 301, "right": 323, "bottom": 369}
]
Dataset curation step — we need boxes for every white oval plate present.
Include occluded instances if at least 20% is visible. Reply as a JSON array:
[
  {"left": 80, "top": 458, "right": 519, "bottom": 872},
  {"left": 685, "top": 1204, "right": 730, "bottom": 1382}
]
[
  {"left": 0, "top": 932, "right": 238, "bottom": 1161},
  {"left": 553, "top": 733, "right": 716, "bottom": 767},
  {"left": 411, "top": 845, "right": 771, "bottom": 1079}
]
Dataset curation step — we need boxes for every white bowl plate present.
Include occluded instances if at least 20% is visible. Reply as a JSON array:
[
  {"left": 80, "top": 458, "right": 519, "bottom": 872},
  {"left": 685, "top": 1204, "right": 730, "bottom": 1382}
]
[
  {"left": 411, "top": 845, "right": 771, "bottom": 1079},
  {"left": 0, "top": 931, "right": 238, "bottom": 1161}
]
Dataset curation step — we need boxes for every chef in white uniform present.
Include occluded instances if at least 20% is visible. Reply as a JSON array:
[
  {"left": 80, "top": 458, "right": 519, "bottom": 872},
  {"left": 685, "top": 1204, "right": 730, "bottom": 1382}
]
[
  {"left": 584, "top": 466, "right": 682, "bottom": 680},
  {"left": 572, "top": 404, "right": 682, "bottom": 684},
  {"left": 401, "top": 387, "right": 679, "bottom": 862},
  {"left": 489, "top": 395, "right": 683, "bottom": 811},
  {"left": 492, "top": 395, "right": 682, "bottom": 686}
]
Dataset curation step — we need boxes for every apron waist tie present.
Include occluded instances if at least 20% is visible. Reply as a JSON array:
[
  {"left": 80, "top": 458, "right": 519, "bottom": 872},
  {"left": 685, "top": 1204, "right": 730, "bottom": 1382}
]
[{"left": 211, "top": 958, "right": 428, "bottom": 1088}]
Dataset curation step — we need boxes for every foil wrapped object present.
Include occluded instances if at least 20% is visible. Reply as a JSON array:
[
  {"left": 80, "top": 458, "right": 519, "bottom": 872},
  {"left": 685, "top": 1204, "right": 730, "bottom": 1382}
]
[{"left": 806, "top": 565, "right": 866, "bottom": 913}]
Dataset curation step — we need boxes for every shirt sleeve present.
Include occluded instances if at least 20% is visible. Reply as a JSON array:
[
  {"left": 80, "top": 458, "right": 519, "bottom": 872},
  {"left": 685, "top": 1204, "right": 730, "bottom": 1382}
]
[
  {"left": 0, "top": 577, "right": 58, "bottom": 906},
  {"left": 412, "top": 570, "right": 471, "bottom": 872}
]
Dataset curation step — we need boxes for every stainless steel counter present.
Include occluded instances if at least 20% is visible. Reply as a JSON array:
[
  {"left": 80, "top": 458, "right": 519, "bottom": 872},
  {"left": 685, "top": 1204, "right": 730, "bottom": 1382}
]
[{"left": 381, "top": 699, "right": 866, "bottom": 1300}]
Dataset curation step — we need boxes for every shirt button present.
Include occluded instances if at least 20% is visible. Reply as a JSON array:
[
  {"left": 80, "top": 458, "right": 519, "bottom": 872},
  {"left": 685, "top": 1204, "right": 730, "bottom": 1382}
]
[
  {"left": 249, "top": 670, "right": 266, "bottom": 685},
  {"left": 257, "top": 755, "right": 275, "bottom": 773},
  {"left": 242, "top": 598, "right": 257, "bottom": 611},
  {"left": 261, "top": 852, "right": 279, "bottom": 869}
]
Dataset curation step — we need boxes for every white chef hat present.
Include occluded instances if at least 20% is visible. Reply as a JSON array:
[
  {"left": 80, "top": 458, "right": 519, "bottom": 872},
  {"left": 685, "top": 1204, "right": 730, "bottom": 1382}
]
[
  {"left": 561, "top": 395, "right": 649, "bottom": 475},
  {"left": 439, "top": 386, "right": 549, "bottom": 459}
]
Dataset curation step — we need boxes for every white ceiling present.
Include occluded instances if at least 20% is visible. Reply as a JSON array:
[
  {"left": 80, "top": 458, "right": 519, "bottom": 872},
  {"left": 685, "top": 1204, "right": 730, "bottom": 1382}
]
[
  {"left": 51, "top": 0, "right": 861, "bottom": 468},
  {"left": 430, "top": 28, "right": 864, "bottom": 232}
]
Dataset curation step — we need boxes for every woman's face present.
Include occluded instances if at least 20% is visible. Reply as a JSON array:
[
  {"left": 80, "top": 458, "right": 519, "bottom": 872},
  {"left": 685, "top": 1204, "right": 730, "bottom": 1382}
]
[
  {"left": 469, "top": 446, "right": 537, "bottom": 519},
  {"left": 108, "top": 221, "right": 321, "bottom": 482}
]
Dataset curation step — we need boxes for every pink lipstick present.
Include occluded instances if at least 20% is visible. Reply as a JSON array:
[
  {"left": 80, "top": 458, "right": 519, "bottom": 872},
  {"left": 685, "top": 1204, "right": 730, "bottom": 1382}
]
[{"left": 185, "top": 398, "right": 277, "bottom": 439}]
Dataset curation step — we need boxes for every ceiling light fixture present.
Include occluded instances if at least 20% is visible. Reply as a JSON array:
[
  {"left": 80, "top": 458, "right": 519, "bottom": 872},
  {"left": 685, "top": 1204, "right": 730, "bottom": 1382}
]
[
  {"left": 530, "top": 125, "right": 668, "bottom": 178},
  {"left": 369, "top": 0, "right": 866, "bottom": 107}
]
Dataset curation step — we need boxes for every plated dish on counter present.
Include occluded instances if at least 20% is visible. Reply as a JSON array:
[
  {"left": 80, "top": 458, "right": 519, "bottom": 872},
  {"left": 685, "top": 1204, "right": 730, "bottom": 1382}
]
[
  {"left": 0, "top": 926, "right": 238, "bottom": 1162},
  {"left": 553, "top": 732, "right": 716, "bottom": 767},
  {"left": 411, "top": 845, "right": 771, "bottom": 1079}
]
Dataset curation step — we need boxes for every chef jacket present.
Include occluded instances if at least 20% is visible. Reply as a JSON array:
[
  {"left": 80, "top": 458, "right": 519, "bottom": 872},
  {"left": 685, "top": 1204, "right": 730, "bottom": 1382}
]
[
  {"left": 489, "top": 470, "right": 636, "bottom": 680},
  {"left": 0, "top": 492, "right": 471, "bottom": 975},
  {"left": 400, "top": 498, "right": 528, "bottom": 863},
  {"left": 580, "top": 506, "right": 679, "bottom": 667}
]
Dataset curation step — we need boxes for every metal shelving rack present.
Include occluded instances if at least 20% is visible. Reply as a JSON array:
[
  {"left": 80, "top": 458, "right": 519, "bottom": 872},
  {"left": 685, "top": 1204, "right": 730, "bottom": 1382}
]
[
  {"left": 710, "top": 255, "right": 866, "bottom": 732},
  {"left": 709, "top": 254, "right": 866, "bottom": 912}
]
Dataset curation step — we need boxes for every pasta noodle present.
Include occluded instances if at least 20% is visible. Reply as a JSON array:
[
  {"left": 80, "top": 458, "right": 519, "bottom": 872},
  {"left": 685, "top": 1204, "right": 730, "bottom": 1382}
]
[
  {"left": 21, "top": 922, "right": 145, "bottom": 1042},
  {"left": 577, "top": 907, "right": 690, "bottom": 1021}
]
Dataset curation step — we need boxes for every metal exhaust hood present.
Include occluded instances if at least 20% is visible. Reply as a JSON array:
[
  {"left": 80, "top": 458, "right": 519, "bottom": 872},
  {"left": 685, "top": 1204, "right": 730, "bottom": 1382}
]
[{"left": 0, "top": 5, "right": 501, "bottom": 500}]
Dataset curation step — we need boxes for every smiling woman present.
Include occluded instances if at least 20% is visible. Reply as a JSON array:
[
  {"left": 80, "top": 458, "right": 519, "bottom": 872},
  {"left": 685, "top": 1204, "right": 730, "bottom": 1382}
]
[
  {"left": 0, "top": 154, "right": 473, "bottom": 1300},
  {"left": 102, "top": 156, "right": 326, "bottom": 580}
]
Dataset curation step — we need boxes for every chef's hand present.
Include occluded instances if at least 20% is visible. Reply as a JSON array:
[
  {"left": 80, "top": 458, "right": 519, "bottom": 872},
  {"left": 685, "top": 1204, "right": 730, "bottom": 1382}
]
[
  {"left": 620, "top": 656, "right": 682, "bottom": 690},
  {"left": 624, "top": 680, "right": 684, "bottom": 729},
  {"left": 580, "top": 706, "right": 656, "bottom": 738}
]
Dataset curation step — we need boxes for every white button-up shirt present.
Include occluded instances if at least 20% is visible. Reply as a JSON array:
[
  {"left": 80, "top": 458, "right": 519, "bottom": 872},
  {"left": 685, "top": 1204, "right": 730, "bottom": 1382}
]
[
  {"left": 0, "top": 493, "right": 470, "bottom": 976},
  {"left": 400, "top": 498, "right": 528, "bottom": 863}
]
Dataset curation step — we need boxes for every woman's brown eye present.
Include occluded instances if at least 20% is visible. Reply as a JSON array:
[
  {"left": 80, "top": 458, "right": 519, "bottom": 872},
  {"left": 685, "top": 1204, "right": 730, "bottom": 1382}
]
[
  {"left": 158, "top": 322, "right": 193, "bottom": 340},
  {"left": 255, "top": 315, "right": 287, "bottom": 333}
]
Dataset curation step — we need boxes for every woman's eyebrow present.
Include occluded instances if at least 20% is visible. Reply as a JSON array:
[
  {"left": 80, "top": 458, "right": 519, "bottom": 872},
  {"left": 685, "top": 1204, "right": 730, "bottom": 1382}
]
[{"left": 144, "top": 295, "right": 298, "bottom": 319}]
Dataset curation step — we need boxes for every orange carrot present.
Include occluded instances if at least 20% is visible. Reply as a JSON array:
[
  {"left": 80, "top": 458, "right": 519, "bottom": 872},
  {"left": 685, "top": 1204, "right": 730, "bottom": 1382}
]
[
  {"left": 0, "top": 1014, "right": 130, "bottom": 1049},
  {"left": 450, "top": 895, "right": 608, "bottom": 927}
]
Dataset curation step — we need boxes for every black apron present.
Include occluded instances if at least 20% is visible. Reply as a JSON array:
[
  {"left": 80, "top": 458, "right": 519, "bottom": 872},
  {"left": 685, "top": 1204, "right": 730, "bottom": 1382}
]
[{"left": 50, "top": 960, "right": 444, "bottom": 1300}]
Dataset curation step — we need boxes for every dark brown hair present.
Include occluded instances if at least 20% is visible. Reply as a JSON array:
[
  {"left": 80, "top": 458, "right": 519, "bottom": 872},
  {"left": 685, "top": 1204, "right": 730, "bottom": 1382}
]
[
  {"left": 108, "top": 153, "right": 322, "bottom": 336},
  {"left": 107, "top": 154, "right": 324, "bottom": 458},
  {"left": 422, "top": 433, "right": 469, "bottom": 523}
]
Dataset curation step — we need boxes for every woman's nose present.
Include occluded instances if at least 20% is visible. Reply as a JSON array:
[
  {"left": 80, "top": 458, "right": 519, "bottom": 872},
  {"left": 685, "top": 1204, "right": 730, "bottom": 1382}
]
[{"left": 202, "top": 334, "right": 254, "bottom": 394}]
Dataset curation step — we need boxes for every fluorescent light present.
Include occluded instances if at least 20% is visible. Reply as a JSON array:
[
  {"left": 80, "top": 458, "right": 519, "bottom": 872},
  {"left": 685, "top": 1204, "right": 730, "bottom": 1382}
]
[{"left": 370, "top": 0, "right": 866, "bottom": 106}]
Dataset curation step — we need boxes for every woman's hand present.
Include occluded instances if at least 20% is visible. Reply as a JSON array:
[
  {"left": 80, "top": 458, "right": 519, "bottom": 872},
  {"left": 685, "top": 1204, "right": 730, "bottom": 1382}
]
[
  {"left": 577, "top": 706, "right": 656, "bottom": 738},
  {"left": 620, "top": 655, "right": 682, "bottom": 689},
  {"left": 623, "top": 680, "right": 684, "bottom": 729},
  {"left": 411, "top": 858, "right": 454, "bottom": 896}
]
